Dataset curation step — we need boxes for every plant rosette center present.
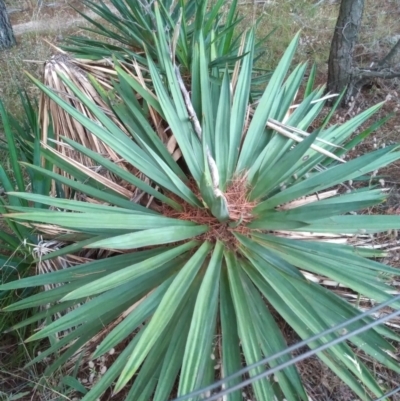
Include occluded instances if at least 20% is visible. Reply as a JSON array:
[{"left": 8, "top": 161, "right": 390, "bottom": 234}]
[{"left": 160, "top": 177, "right": 256, "bottom": 247}]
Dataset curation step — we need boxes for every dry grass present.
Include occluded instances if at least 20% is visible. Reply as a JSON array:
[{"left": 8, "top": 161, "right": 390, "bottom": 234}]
[
  {"left": 241, "top": 0, "right": 400, "bottom": 73},
  {"left": 0, "top": 35, "right": 50, "bottom": 115},
  {"left": 0, "top": 0, "right": 95, "bottom": 116}
]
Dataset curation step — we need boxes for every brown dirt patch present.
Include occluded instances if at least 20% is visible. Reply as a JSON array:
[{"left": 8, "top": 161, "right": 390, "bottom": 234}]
[
  {"left": 8, "top": 0, "right": 87, "bottom": 26},
  {"left": 9, "top": 1, "right": 113, "bottom": 36}
]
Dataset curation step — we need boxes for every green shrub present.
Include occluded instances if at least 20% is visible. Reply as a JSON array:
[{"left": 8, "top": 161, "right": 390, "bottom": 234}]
[{"left": 0, "top": 92, "right": 54, "bottom": 333}]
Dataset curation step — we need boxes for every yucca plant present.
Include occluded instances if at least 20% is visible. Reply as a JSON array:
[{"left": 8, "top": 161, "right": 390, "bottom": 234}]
[
  {"left": 62, "top": 0, "right": 272, "bottom": 98},
  {"left": 0, "top": 93, "right": 54, "bottom": 332},
  {"left": 39, "top": 0, "right": 271, "bottom": 199},
  {"left": 65, "top": 0, "right": 245, "bottom": 68},
  {"left": 37, "top": 0, "right": 271, "bottom": 202},
  {"left": 38, "top": 51, "right": 151, "bottom": 200},
  {"left": 2, "top": 5, "right": 400, "bottom": 401}
]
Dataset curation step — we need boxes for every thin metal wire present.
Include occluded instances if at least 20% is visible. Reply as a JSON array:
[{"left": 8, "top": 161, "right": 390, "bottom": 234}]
[
  {"left": 374, "top": 386, "right": 400, "bottom": 401},
  {"left": 171, "top": 294, "right": 400, "bottom": 401},
  {"left": 201, "top": 308, "right": 400, "bottom": 401}
]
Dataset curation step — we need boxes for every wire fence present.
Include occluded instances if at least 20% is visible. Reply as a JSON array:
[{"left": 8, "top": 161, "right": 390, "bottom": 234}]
[
  {"left": 172, "top": 294, "right": 400, "bottom": 401},
  {"left": 374, "top": 385, "right": 400, "bottom": 401}
]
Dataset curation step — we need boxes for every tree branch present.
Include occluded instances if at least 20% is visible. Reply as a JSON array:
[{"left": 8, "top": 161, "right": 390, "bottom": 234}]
[
  {"left": 354, "top": 67, "right": 400, "bottom": 80},
  {"left": 377, "top": 38, "right": 400, "bottom": 68}
]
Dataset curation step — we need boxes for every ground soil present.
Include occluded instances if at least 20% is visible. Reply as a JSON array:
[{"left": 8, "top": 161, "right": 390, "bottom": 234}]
[{"left": 8, "top": 0, "right": 117, "bottom": 36}]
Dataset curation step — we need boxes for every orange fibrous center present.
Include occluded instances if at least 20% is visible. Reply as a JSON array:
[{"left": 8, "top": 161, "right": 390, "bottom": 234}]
[{"left": 162, "top": 176, "right": 257, "bottom": 248}]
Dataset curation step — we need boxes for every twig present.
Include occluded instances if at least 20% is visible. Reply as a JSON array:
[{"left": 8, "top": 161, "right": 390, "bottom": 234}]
[
  {"left": 266, "top": 120, "right": 345, "bottom": 163},
  {"left": 6, "top": 7, "right": 27, "bottom": 14},
  {"left": 354, "top": 68, "right": 400, "bottom": 80},
  {"left": 268, "top": 118, "right": 344, "bottom": 149},
  {"left": 288, "top": 93, "right": 339, "bottom": 109}
]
